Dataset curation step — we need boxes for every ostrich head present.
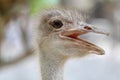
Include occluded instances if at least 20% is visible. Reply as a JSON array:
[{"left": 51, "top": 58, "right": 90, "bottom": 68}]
[
  {"left": 35, "top": 9, "right": 107, "bottom": 58},
  {"left": 34, "top": 9, "right": 109, "bottom": 80}
]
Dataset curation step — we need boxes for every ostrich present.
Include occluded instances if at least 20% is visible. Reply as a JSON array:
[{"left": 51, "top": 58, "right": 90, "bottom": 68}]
[{"left": 33, "top": 9, "right": 108, "bottom": 80}]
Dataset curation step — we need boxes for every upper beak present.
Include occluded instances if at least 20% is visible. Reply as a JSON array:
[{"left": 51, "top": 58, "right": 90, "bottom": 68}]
[
  {"left": 61, "top": 23, "right": 109, "bottom": 37},
  {"left": 60, "top": 23, "right": 109, "bottom": 55}
]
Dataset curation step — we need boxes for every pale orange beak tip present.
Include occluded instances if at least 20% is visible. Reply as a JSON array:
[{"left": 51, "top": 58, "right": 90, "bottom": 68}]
[
  {"left": 89, "top": 50, "right": 105, "bottom": 55},
  {"left": 92, "top": 29, "right": 110, "bottom": 36}
]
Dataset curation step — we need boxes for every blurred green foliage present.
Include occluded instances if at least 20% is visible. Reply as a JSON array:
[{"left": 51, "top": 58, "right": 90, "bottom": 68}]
[{"left": 30, "top": 0, "right": 60, "bottom": 14}]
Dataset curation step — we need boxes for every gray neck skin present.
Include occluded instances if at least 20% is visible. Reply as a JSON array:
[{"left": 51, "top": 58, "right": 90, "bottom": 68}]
[{"left": 40, "top": 52, "right": 67, "bottom": 80}]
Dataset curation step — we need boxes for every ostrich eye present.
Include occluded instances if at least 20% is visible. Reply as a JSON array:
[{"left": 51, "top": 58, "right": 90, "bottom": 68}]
[{"left": 50, "top": 20, "right": 63, "bottom": 29}]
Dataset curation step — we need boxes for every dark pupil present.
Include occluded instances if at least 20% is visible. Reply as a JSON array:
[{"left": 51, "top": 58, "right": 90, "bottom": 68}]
[{"left": 52, "top": 20, "right": 63, "bottom": 28}]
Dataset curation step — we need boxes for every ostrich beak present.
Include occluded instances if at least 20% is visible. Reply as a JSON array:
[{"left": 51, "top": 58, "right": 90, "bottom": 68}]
[{"left": 60, "top": 23, "right": 109, "bottom": 55}]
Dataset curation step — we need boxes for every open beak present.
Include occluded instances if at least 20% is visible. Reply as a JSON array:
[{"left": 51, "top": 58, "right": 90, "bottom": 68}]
[{"left": 60, "top": 23, "right": 109, "bottom": 55}]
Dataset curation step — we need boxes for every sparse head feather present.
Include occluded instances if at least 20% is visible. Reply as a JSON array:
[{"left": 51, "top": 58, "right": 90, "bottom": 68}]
[{"left": 39, "top": 9, "right": 89, "bottom": 24}]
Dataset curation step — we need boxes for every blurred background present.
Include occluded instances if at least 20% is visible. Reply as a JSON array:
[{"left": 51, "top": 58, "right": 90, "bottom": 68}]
[{"left": 0, "top": 0, "right": 120, "bottom": 80}]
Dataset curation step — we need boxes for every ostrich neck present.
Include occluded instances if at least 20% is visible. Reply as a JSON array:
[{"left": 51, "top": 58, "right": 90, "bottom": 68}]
[{"left": 40, "top": 52, "right": 67, "bottom": 80}]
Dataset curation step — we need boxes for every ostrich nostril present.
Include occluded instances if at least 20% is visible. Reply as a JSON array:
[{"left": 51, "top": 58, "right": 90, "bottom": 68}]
[{"left": 84, "top": 26, "right": 92, "bottom": 30}]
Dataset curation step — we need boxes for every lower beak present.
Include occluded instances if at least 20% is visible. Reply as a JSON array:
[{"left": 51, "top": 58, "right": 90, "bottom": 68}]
[{"left": 60, "top": 24, "right": 109, "bottom": 55}]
